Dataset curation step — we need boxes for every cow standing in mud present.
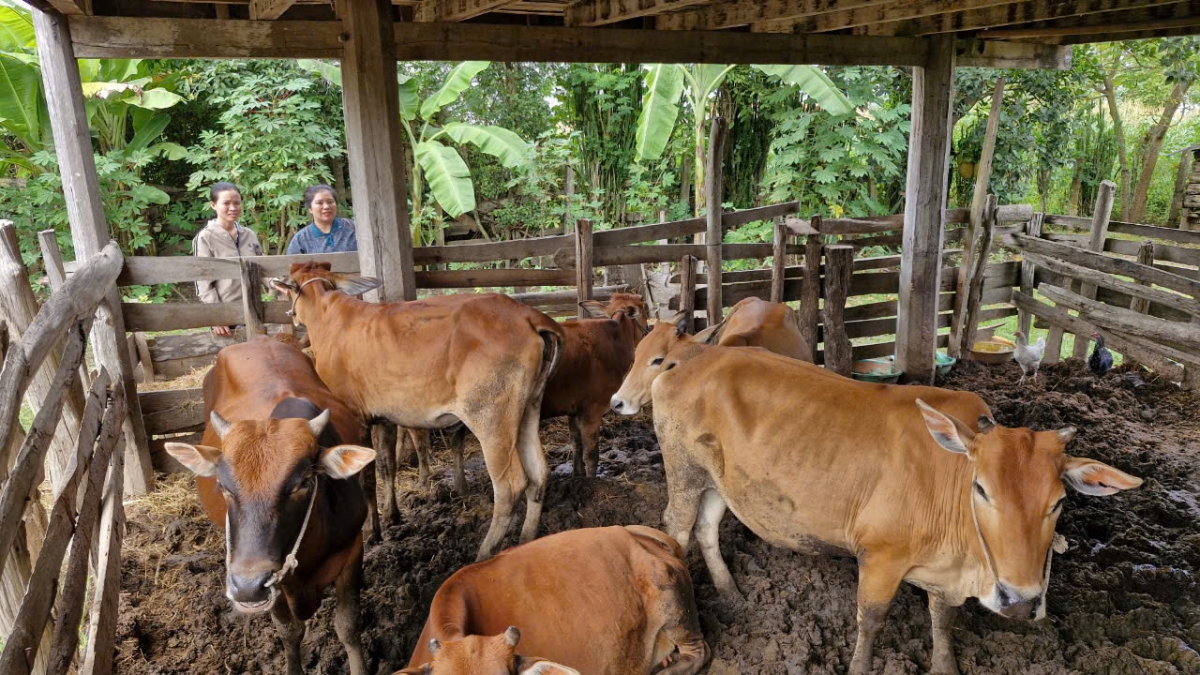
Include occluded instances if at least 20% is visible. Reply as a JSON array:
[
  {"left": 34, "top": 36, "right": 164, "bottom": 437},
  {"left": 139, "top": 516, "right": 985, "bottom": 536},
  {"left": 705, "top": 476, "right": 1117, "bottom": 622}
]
[
  {"left": 612, "top": 315, "right": 1143, "bottom": 674},
  {"left": 166, "top": 337, "right": 375, "bottom": 675}
]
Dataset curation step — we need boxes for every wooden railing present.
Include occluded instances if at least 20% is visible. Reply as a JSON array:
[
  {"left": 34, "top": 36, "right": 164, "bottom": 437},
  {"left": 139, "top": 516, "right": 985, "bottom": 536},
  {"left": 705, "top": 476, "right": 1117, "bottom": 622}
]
[{"left": 0, "top": 240, "right": 127, "bottom": 675}]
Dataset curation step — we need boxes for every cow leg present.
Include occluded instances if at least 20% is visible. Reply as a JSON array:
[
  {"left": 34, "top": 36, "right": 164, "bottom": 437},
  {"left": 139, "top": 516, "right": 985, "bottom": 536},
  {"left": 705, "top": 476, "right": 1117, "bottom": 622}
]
[
  {"left": 515, "top": 399, "right": 549, "bottom": 545},
  {"left": 448, "top": 426, "right": 467, "bottom": 494},
  {"left": 334, "top": 539, "right": 368, "bottom": 675},
  {"left": 270, "top": 597, "right": 306, "bottom": 675},
  {"left": 695, "top": 489, "right": 741, "bottom": 600},
  {"left": 577, "top": 406, "right": 605, "bottom": 479},
  {"left": 406, "top": 428, "right": 432, "bottom": 485},
  {"left": 849, "top": 559, "right": 906, "bottom": 675},
  {"left": 475, "top": 425, "right": 527, "bottom": 561},
  {"left": 371, "top": 423, "right": 398, "bottom": 525},
  {"left": 928, "top": 594, "right": 960, "bottom": 675},
  {"left": 568, "top": 415, "right": 586, "bottom": 477},
  {"left": 360, "top": 463, "right": 382, "bottom": 544}
]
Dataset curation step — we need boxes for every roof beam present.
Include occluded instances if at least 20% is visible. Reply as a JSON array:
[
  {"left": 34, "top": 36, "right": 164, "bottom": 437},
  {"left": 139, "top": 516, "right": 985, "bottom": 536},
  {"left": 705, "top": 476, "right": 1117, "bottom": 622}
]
[
  {"left": 249, "top": 0, "right": 296, "bottom": 20},
  {"left": 565, "top": 0, "right": 712, "bottom": 27},
  {"left": 43, "top": 0, "right": 91, "bottom": 16},
  {"left": 655, "top": 0, "right": 876, "bottom": 31},
  {"left": 414, "top": 0, "right": 519, "bottom": 21},
  {"left": 979, "top": 11, "right": 1200, "bottom": 38},
  {"left": 855, "top": 0, "right": 1192, "bottom": 36},
  {"left": 1055, "top": 22, "right": 1200, "bottom": 42},
  {"left": 752, "top": 0, "right": 1026, "bottom": 34}
]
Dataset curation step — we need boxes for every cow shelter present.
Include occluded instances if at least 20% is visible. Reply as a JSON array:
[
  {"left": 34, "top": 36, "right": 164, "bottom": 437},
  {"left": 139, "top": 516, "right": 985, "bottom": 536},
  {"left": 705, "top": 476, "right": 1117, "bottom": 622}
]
[{"left": 1, "top": 0, "right": 1198, "bottom": 673}]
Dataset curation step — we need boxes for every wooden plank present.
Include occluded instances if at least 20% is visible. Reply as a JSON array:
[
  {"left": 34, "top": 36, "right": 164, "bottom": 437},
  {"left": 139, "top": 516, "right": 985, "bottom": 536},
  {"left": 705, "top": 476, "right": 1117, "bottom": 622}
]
[
  {"left": 1046, "top": 215, "right": 1200, "bottom": 246},
  {"left": 35, "top": 9, "right": 153, "bottom": 496},
  {"left": 896, "top": 35, "right": 955, "bottom": 385},
  {"left": 1071, "top": 180, "right": 1116, "bottom": 359},
  {"left": 239, "top": 258, "right": 266, "bottom": 338},
  {"left": 123, "top": 300, "right": 292, "bottom": 333},
  {"left": 249, "top": 0, "right": 296, "bottom": 19},
  {"left": 139, "top": 388, "right": 205, "bottom": 436},
  {"left": 679, "top": 255, "right": 697, "bottom": 334},
  {"left": 799, "top": 225, "right": 822, "bottom": 352},
  {"left": 771, "top": 218, "right": 787, "bottom": 303},
  {"left": 419, "top": 235, "right": 571, "bottom": 265},
  {"left": 69, "top": 16, "right": 345, "bottom": 58},
  {"left": 576, "top": 219, "right": 594, "bottom": 318},
  {"left": 416, "top": 0, "right": 519, "bottom": 21},
  {"left": 823, "top": 245, "right": 854, "bottom": 375},
  {"left": 343, "top": 0, "right": 416, "bottom": 303},
  {"left": 656, "top": 0, "right": 881, "bottom": 30},
  {"left": 1017, "top": 212, "right": 1044, "bottom": 336},
  {"left": 1024, "top": 251, "right": 1199, "bottom": 322},
  {"left": 566, "top": 0, "right": 711, "bottom": 26},
  {"left": 954, "top": 195, "right": 998, "bottom": 359},
  {"left": 774, "top": 0, "right": 1034, "bottom": 33},
  {"left": 977, "top": 3, "right": 1200, "bottom": 39},
  {"left": 147, "top": 329, "right": 243, "bottom": 363},
  {"left": 416, "top": 268, "right": 574, "bottom": 289},
  {"left": 859, "top": 0, "right": 1190, "bottom": 36},
  {"left": 79, "top": 412, "right": 125, "bottom": 675},
  {"left": 37, "top": 230, "right": 68, "bottom": 291},
  {"left": 1130, "top": 240, "right": 1155, "bottom": 315},
  {"left": 1039, "top": 283, "right": 1200, "bottom": 352},
  {"left": 705, "top": 117, "right": 728, "bottom": 324}
]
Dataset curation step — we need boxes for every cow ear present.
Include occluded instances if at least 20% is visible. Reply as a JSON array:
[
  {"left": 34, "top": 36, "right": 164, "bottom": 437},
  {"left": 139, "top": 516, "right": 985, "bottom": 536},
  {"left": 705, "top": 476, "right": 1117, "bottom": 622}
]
[
  {"left": 668, "top": 311, "right": 690, "bottom": 337},
  {"left": 269, "top": 277, "right": 298, "bottom": 296},
  {"left": 164, "top": 442, "right": 222, "bottom": 477},
  {"left": 515, "top": 656, "right": 582, "bottom": 675},
  {"left": 578, "top": 301, "right": 608, "bottom": 319},
  {"left": 916, "top": 399, "right": 976, "bottom": 456},
  {"left": 1063, "top": 457, "right": 1143, "bottom": 496},
  {"left": 334, "top": 275, "right": 380, "bottom": 297},
  {"left": 693, "top": 322, "right": 723, "bottom": 345},
  {"left": 318, "top": 445, "right": 376, "bottom": 479}
]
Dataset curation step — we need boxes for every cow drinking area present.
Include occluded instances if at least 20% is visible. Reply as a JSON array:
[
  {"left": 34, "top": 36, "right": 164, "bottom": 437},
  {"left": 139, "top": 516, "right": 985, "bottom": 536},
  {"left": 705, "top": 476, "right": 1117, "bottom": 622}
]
[{"left": 114, "top": 358, "right": 1199, "bottom": 674}]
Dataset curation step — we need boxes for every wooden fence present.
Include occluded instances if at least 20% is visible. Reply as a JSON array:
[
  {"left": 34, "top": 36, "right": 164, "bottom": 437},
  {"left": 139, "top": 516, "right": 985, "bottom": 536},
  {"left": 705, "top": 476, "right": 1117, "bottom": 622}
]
[{"left": 0, "top": 241, "right": 127, "bottom": 675}]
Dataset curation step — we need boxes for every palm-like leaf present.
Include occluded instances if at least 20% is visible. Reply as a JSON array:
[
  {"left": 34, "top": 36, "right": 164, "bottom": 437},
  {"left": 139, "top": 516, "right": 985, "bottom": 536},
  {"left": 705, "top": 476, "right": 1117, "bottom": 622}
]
[
  {"left": 0, "top": 7, "right": 34, "bottom": 54},
  {"left": 0, "top": 53, "right": 41, "bottom": 144},
  {"left": 420, "top": 61, "right": 488, "bottom": 121},
  {"left": 691, "top": 64, "right": 735, "bottom": 99},
  {"left": 297, "top": 58, "right": 342, "bottom": 86},
  {"left": 416, "top": 140, "right": 474, "bottom": 217},
  {"left": 398, "top": 74, "right": 419, "bottom": 121},
  {"left": 635, "top": 64, "right": 685, "bottom": 161},
  {"left": 753, "top": 65, "right": 853, "bottom": 116},
  {"left": 440, "top": 122, "right": 529, "bottom": 168}
]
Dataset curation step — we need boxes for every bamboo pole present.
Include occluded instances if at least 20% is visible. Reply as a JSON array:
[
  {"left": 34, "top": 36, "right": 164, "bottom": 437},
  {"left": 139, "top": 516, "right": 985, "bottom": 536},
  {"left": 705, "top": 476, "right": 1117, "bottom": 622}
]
[{"left": 705, "top": 117, "right": 727, "bottom": 324}]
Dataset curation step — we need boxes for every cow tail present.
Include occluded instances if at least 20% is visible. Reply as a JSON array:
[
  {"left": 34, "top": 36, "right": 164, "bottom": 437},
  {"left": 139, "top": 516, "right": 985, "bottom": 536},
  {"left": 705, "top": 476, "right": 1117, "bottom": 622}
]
[
  {"left": 625, "top": 525, "right": 685, "bottom": 561},
  {"left": 532, "top": 326, "right": 562, "bottom": 401}
]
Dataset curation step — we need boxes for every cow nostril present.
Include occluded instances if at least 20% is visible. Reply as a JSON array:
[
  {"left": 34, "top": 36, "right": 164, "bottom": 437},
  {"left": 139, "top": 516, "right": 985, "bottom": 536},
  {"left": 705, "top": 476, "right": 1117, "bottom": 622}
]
[
  {"left": 996, "top": 584, "right": 1014, "bottom": 607},
  {"left": 610, "top": 398, "right": 624, "bottom": 412},
  {"left": 229, "top": 570, "right": 274, "bottom": 601}
]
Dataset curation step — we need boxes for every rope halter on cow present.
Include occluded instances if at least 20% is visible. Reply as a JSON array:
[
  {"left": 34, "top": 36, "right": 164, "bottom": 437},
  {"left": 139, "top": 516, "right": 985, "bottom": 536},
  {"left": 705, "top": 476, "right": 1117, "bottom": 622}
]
[
  {"left": 264, "top": 474, "right": 319, "bottom": 593},
  {"left": 283, "top": 276, "right": 337, "bottom": 318}
]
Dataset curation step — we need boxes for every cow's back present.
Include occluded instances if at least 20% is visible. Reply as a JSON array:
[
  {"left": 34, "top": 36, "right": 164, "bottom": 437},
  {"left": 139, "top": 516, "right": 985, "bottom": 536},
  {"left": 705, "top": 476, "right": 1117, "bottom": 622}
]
[
  {"left": 541, "top": 318, "right": 634, "bottom": 419},
  {"left": 716, "top": 298, "right": 812, "bottom": 362}
]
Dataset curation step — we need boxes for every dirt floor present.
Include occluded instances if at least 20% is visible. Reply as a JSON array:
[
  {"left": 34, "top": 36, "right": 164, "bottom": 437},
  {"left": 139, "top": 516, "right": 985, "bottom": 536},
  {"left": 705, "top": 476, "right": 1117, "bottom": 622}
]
[{"left": 115, "top": 358, "right": 1200, "bottom": 674}]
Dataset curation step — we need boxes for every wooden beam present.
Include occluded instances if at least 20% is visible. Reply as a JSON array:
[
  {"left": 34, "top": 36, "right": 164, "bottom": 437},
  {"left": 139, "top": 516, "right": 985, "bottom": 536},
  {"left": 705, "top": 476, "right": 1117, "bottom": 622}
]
[
  {"left": 249, "top": 0, "right": 296, "bottom": 20},
  {"left": 656, "top": 0, "right": 877, "bottom": 31},
  {"left": 979, "top": 10, "right": 1200, "bottom": 39},
  {"left": 705, "top": 117, "right": 727, "bottom": 324},
  {"left": 956, "top": 38, "right": 1070, "bottom": 69},
  {"left": 823, "top": 244, "right": 854, "bottom": 376},
  {"left": 858, "top": 0, "right": 1193, "bottom": 36},
  {"left": 415, "top": 0, "right": 519, "bottom": 22},
  {"left": 1055, "top": 23, "right": 1200, "bottom": 43},
  {"left": 342, "top": 0, "right": 416, "bottom": 302},
  {"left": 68, "top": 16, "right": 345, "bottom": 58},
  {"left": 566, "top": 0, "right": 711, "bottom": 26},
  {"left": 44, "top": 0, "right": 91, "bottom": 17},
  {"left": 33, "top": 8, "right": 154, "bottom": 495},
  {"left": 575, "top": 219, "right": 594, "bottom": 317},
  {"left": 896, "top": 35, "right": 955, "bottom": 385},
  {"left": 757, "top": 0, "right": 1027, "bottom": 33}
]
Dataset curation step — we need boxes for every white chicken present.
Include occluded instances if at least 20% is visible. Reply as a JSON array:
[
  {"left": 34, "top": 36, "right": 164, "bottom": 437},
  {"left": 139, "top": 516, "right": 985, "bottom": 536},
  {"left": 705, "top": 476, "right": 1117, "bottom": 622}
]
[{"left": 1014, "top": 331, "right": 1046, "bottom": 385}]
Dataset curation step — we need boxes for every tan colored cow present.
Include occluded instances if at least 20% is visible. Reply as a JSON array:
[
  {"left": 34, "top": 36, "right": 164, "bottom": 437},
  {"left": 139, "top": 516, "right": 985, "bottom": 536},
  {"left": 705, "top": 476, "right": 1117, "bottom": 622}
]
[
  {"left": 694, "top": 296, "right": 813, "bottom": 362},
  {"left": 612, "top": 314, "right": 1143, "bottom": 674},
  {"left": 397, "top": 526, "right": 710, "bottom": 675},
  {"left": 271, "top": 263, "right": 563, "bottom": 560}
]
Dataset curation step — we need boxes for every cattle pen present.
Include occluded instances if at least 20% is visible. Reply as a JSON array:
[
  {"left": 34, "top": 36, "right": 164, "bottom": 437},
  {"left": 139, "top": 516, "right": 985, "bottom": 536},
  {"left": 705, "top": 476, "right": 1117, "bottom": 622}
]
[{"left": 1, "top": 0, "right": 1200, "bottom": 673}]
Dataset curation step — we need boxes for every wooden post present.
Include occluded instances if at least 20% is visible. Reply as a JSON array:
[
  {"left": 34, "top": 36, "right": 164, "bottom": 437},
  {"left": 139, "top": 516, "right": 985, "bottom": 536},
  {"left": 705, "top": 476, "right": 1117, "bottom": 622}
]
[
  {"left": 950, "top": 76, "right": 1005, "bottom": 358},
  {"left": 238, "top": 258, "right": 266, "bottom": 338},
  {"left": 679, "top": 255, "right": 697, "bottom": 334},
  {"left": 80, "top": 418, "right": 124, "bottom": 675},
  {"left": 799, "top": 217, "right": 823, "bottom": 354},
  {"left": 953, "top": 195, "right": 998, "bottom": 358},
  {"left": 823, "top": 244, "right": 854, "bottom": 376},
  {"left": 1070, "top": 179, "right": 1116, "bottom": 360},
  {"left": 575, "top": 219, "right": 594, "bottom": 318},
  {"left": 32, "top": 8, "right": 154, "bottom": 494},
  {"left": 563, "top": 166, "right": 576, "bottom": 235},
  {"left": 1017, "top": 213, "right": 1045, "bottom": 336},
  {"left": 770, "top": 217, "right": 787, "bottom": 303},
  {"left": 1167, "top": 145, "right": 1197, "bottom": 229},
  {"left": 38, "top": 230, "right": 91, "bottom": 389},
  {"left": 896, "top": 35, "right": 955, "bottom": 385},
  {"left": 341, "top": 0, "right": 416, "bottom": 303},
  {"left": 705, "top": 117, "right": 727, "bottom": 324},
  {"left": 0, "top": 222, "right": 85, "bottom": 494},
  {"left": 1130, "top": 240, "right": 1155, "bottom": 315}
]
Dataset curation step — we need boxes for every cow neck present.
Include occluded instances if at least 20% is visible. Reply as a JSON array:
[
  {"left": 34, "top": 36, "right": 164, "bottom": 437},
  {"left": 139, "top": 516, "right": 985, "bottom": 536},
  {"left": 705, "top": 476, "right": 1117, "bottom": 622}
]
[{"left": 288, "top": 277, "right": 336, "bottom": 320}]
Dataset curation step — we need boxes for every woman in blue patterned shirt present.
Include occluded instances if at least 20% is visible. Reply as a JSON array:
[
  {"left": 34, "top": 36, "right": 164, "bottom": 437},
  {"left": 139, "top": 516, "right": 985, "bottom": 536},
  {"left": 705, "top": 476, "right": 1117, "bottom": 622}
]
[{"left": 286, "top": 184, "right": 358, "bottom": 254}]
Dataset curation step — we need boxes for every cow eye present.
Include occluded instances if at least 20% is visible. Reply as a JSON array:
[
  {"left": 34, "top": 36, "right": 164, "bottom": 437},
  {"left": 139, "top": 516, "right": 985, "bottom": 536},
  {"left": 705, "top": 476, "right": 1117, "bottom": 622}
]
[
  {"left": 650, "top": 356, "right": 664, "bottom": 366},
  {"left": 973, "top": 481, "right": 989, "bottom": 502}
]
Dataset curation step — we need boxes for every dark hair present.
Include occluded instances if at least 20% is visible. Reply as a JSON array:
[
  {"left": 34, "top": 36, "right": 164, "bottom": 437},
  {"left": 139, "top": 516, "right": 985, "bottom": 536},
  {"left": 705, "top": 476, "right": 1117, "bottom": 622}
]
[
  {"left": 209, "top": 182, "right": 241, "bottom": 202},
  {"left": 304, "top": 184, "right": 338, "bottom": 209}
]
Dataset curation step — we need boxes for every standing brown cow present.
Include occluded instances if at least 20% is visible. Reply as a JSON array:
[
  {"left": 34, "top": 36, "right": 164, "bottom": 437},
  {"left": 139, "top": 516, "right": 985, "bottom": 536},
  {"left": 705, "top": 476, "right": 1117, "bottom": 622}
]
[
  {"left": 165, "top": 337, "right": 375, "bottom": 675},
  {"left": 271, "top": 262, "right": 563, "bottom": 560}
]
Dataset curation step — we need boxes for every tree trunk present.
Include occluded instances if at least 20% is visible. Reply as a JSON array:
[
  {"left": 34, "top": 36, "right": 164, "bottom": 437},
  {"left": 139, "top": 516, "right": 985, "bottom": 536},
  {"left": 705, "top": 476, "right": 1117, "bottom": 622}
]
[
  {"left": 1068, "top": 160, "right": 1083, "bottom": 217},
  {"left": 1102, "top": 72, "right": 1132, "bottom": 221},
  {"left": 1128, "top": 78, "right": 1193, "bottom": 225}
]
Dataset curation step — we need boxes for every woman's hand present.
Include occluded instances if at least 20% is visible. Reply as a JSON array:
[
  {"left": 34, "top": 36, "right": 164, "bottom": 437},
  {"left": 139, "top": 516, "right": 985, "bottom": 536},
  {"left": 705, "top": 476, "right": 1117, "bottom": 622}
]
[{"left": 213, "top": 325, "right": 232, "bottom": 337}]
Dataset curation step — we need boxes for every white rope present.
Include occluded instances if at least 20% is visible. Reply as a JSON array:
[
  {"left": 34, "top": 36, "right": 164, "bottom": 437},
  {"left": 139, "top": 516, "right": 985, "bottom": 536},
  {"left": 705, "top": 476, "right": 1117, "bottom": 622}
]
[
  {"left": 285, "top": 277, "right": 335, "bottom": 317},
  {"left": 265, "top": 476, "right": 320, "bottom": 593}
]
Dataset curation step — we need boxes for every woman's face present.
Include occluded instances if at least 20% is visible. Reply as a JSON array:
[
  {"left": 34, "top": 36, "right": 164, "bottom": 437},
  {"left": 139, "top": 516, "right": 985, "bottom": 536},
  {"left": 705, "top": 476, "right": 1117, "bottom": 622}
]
[
  {"left": 309, "top": 190, "right": 338, "bottom": 226},
  {"left": 211, "top": 190, "right": 243, "bottom": 225}
]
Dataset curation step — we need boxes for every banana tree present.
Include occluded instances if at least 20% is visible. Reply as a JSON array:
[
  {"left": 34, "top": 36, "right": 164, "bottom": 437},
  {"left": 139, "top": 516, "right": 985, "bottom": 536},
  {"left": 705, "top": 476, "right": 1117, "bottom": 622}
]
[
  {"left": 300, "top": 60, "right": 531, "bottom": 246},
  {"left": 635, "top": 64, "right": 853, "bottom": 216}
]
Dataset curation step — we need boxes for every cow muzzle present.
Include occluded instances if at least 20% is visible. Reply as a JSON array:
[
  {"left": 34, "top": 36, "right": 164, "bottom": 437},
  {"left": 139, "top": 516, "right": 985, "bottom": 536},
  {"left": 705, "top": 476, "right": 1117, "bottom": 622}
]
[
  {"left": 991, "top": 583, "right": 1043, "bottom": 621},
  {"left": 227, "top": 565, "right": 280, "bottom": 613},
  {"left": 610, "top": 394, "right": 639, "bottom": 416}
]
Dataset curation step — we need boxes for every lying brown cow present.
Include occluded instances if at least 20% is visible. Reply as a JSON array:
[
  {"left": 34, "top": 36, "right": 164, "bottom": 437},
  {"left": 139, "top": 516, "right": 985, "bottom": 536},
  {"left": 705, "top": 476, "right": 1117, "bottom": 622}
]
[
  {"left": 612, "top": 314, "right": 1142, "bottom": 674},
  {"left": 397, "top": 526, "right": 710, "bottom": 675},
  {"left": 166, "top": 337, "right": 375, "bottom": 675},
  {"left": 271, "top": 263, "right": 563, "bottom": 560},
  {"left": 694, "top": 296, "right": 813, "bottom": 361}
]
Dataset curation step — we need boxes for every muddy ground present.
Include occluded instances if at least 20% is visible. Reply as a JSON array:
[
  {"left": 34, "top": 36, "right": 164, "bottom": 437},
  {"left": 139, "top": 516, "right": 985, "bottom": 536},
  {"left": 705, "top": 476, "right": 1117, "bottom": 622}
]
[{"left": 116, "top": 359, "right": 1199, "bottom": 674}]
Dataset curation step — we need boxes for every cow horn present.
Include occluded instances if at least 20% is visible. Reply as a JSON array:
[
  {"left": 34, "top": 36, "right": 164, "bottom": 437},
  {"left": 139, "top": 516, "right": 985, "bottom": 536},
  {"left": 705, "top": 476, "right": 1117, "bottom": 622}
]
[
  {"left": 505, "top": 626, "right": 521, "bottom": 647},
  {"left": 308, "top": 409, "right": 331, "bottom": 438},
  {"left": 210, "top": 411, "right": 232, "bottom": 439},
  {"left": 977, "top": 415, "right": 995, "bottom": 432}
]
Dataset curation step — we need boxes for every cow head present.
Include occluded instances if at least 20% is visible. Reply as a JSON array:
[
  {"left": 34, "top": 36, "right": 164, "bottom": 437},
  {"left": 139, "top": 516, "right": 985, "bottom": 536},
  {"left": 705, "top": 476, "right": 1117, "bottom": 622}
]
[
  {"left": 268, "top": 262, "right": 380, "bottom": 327},
  {"left": 915, "top": 399, "right": 1142, "bottom": 621},
  {"left": 579, "top": 292, "right": 650, "bottom": 335},
  {"left": 611, "top": 311, "right": 692, "bottom": 415},
  {"left": 165, "top": 410, "right": 375, "bottom": 613},
  {"left": 396, "top": 626, "right": 579, "bottom": 675}
]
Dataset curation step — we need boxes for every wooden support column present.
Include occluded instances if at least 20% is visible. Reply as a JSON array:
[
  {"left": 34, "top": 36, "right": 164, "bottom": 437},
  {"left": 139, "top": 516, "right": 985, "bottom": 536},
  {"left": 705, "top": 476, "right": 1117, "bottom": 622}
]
[
  {"left": 823, "top": 244, "right": 854, "bottom": 376},
  {"left": 238, "top": 258, "right": 265, "bottom": 338},
  {"left": 799, "top": 219, "right": 822, "bottom": 354},
  {"left": 1072, "top": 180, "right": 1116, "bottom": 359},
  {"left": 32, "top": 8, "right": 153, "bottom": 494},
  {"left": 896, "top": 35, "right": 955, "bottom": 385},
  {"left": 575, "top": 219, "right": 594, "bottom": 317},
  {"left": 705, "top": 117, "right": 727, "bottom": 324},
  {"left": 770, "top": 217, "right": 787, "bottom": 303},
  {"left": 950, "top": 76, "right": 1005, "bottom": 358},
  {"left": 1017, "top": 213, "right": 1044, "bottom": 336},
  {"left": 341, "top": 0, "right": 416, "bottom": 303},
  {"left": 679, "top": 255, "right": 697, "bottom": 334}
]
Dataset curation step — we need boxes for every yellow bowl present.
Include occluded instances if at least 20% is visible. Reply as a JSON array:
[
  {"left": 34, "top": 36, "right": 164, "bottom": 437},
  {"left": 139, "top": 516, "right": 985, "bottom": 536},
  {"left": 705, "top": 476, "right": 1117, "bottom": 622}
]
[{"left": 969, "top": 340, "right": 1015, "bottom": 364}]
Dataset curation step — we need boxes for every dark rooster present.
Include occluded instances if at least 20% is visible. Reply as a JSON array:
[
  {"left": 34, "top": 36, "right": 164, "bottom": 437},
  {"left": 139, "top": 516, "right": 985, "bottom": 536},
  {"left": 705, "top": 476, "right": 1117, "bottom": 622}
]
[{"left": 1087, "top": 332, "right": 1113, "bottom": 377}]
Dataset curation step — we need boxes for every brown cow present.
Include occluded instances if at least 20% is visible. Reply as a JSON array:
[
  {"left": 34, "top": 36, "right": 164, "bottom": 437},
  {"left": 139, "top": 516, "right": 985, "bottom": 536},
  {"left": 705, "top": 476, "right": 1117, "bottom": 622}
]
[
  {"left": 165, "top": 337, "right": 375, "bottom": 675},
  {"left": 270, "top": 263, "right": 563, "bottom": 560},
  {"left": 397, "top": 526, "right": 710, "bottom": 675},
  {"left": 611, "top": 314, "right": 1142, "bottom": 674},
  {"left": 694, "top": 296, "right": 813, "bottom": 362}
]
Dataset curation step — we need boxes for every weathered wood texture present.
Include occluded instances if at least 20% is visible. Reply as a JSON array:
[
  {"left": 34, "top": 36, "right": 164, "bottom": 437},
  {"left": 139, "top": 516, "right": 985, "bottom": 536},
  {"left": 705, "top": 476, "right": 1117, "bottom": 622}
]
[
  {"left": 953, "top": 196, "right": 998, "bottom": 358},
  {"left": 1039, "top": 283, "right": 1200, "bottom": 352},
  {"left": 896, "top": 35, "right": 955, "bottom": 385},
  {"left": 239, "top": 258, "right": 265, "bottom": 338},
  {"left": 706, "top": 117, "right": 728, "bottom": 323},
  {"left": 1004, "top": 233, "right": 1200, "bottom": 299},
  {"left": 799, "top": 224, "right": 822, "bottom": 353},
  {"left": 823, "top": 245, "right": 854, "bottom": 376},
  {"left": 1130, "top": 240, "right": 1156, "bottom": 315},
  {"left": 771, "top": 218, "right": 787, "bottom": 303},
  {"left": 1072, "top": 180, "right": 1116, "bottom": 359},
  {"left": 79, "top": 406, "right": 125, "bottom": 675},
  {"left": 1024, "top": 252, "right": 1199, "bottom": 322},
  {"left": 1017, "top": 213, "right": 1044, "bottom": 336},
  {"left": 679, "top": 255, "right": 697, "bottom": 334},
  {"left": 34, "top": 9, "right": 152, "bottom": 495},
  {"left": 566, "top": 0, "right": 710, "bottom": 25},
  {"left": 575, "top": 219, "right": 594, "bottom": 318}
]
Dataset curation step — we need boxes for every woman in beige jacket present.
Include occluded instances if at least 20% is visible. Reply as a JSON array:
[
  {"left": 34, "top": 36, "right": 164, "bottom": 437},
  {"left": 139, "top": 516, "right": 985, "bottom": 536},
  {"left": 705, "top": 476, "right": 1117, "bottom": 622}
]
[{"left": 192, "top": 182, "right": 262, "bottom": 337}]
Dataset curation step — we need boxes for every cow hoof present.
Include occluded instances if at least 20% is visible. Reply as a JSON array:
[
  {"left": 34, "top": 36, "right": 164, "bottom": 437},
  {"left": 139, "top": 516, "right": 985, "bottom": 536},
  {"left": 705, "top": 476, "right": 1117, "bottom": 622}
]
[{"left": 931, "top": 652, "right": 959, "bottom": 675}]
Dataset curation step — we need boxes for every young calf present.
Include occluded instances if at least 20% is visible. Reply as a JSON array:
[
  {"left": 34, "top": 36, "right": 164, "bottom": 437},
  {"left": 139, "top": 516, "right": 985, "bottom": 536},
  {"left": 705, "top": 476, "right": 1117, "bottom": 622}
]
[
  {"left": 166, "top": 337, "right": 375, "bottom": 675},
  {"left": 397, "top": 526, "right": 710, "bottom": 675}
]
